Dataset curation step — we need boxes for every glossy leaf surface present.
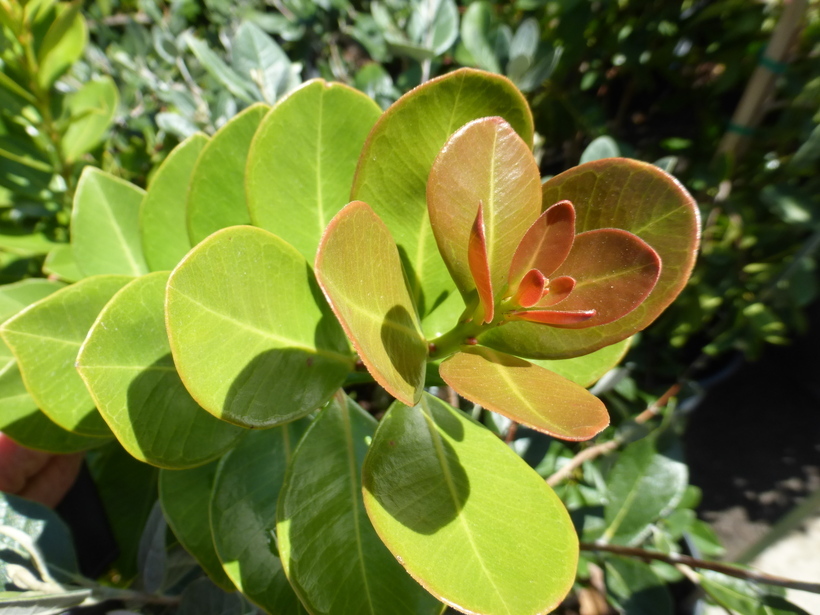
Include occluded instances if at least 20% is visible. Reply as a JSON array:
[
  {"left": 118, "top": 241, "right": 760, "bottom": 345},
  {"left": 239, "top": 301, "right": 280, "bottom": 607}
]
[
  {"left": 62, "top": 77, "right": 119, "bottom": 163},
  {"left": 0, "top": 280, "right": 105, "bottom": 453},
  {"left": 467, "top": 203, "right": 494, "bottom": 324},
  {"left": 187, "top": 104, "right": 267, "bottom": 243},
  {"left": 167, "top": 226, "right": 351, "bottom": 427},
  {"left": 508, "top": 201, "right": 575, "bottom": 289},
  {"left": 428, "top": 117, "right": 541, "bottom": 300},
  {"left": 481, "top": 158, "right": 700, "bottom": 359},
  {"left": 547, "top": 229, "right": 661, "bottom": 328},
  {"left": 78, "top": 272, "right": 244, "bottom": 467},
  {"left": 352, "top": 68, "right": 533, "bottom": 323},
  {"left": 277, "top": 392, "right": 441, "bottom": 615},
  {"left": 211, "top": 422, "right": 309, "bottom": 614},
  {"left": 0, "top": 275, "right": 131, "bottom": 436},
  {"left": 362, "top": 394, "right": 577, "bottom": 615},
  {"left": 603, "top": 439, "right": 687, "bottom": 545},
  {"left": 315, "top": 202, "right": 426, "bottom": 405},
  {"left": 140, "top": 133, "right": 208, "bottom": 271},
  {"left": 159, "top": 460, "right": 235, "bottom": 591},
  {"left": 247, "top": 81, "right": 381, "bottom": 261},
  {"left": 532, "top": 337, "right": 630, "bottom": 387},
  {"left": 440, "top": 346, "right": 608, "bottom": 440},
  {"left": 512, "top": 269, "right": 546, "bottom": 308},
  {"left": 71, "top": 168, "right": 149, "bottom": 277}
]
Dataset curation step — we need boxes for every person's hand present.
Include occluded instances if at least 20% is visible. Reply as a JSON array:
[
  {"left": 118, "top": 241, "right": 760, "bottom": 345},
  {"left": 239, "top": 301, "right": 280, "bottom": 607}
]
[{"left": 0, "top": 434, "right": 83, "bottom": 508}]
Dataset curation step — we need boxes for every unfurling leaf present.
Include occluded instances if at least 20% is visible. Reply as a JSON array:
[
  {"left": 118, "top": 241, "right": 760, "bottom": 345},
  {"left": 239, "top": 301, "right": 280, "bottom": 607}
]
[
  {"left": 508, "top": 200, "right": 575, "bottom": 291},
  {"left": 468, "top": 202, "right": 494, "bottom": 324}
]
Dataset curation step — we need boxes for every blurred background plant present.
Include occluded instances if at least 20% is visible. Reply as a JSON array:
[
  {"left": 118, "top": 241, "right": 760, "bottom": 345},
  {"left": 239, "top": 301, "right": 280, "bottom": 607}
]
[{"left": 1, "top": 0, "right": 819, "bottom": 613}]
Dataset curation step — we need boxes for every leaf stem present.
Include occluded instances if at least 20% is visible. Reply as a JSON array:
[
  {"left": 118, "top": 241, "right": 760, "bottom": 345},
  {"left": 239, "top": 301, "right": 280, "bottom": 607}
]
[
  {"left": 580, "top": 542, "right": 820, "bottom": 594},
  {"left": 427, "top": 319, "right": 484, "bottom": 359}
]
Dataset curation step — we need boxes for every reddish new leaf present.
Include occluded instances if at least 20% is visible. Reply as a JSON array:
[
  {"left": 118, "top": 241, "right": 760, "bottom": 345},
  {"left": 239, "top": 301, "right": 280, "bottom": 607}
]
[
  {"left": 468, "top": 202, "right": 494, "bottom": 324},
  {"left": 509, "top": 309, "right": 596, "bottom": 326},
  {"left": 512, "top": 269, "right": 547, "bottom": 308},
  {"left": 548, "top": 229, "right": 661, "bottom": 328},
  {"left": 507, "top": 200, "right": 575, "bottom": 291},
  {"left": 538, "top": 275, "right": 576, "bottom": 307},
  {"left": 440, "top": 346, "right": 609, "bottom": 441}
]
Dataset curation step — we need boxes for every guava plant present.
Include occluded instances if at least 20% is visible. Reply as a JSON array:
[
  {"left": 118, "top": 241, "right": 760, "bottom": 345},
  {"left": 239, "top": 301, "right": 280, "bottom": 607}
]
[{"left": 0, "top": 69, "right": 699, "bottom": 615}]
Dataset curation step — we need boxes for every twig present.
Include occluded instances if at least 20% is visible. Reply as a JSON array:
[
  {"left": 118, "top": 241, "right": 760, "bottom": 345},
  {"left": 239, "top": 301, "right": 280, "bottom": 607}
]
[
  {"left": 580, "top": 542, "right": 820, "bottom": 594},
  {"left": 546, "top": 383, "right": 681, "bottom": 486},
  {"left": 504, "top": 422, "right": 519, "bottom": 444}
]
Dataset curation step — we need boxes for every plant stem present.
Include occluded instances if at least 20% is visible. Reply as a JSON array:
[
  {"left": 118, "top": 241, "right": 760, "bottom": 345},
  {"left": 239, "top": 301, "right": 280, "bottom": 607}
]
[
  {"left": 546, "top": 383, "right": 680, "bottom": 486},
  {"left": 580, "top": 542, "right": 820, "bottom": 594},
  {"left": 428, "top": 319, "right": 484, "bottom": 359}
]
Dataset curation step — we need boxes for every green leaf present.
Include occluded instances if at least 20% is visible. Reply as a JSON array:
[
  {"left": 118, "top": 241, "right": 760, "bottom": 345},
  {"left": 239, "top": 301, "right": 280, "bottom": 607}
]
[
  {"left": 407, "top": 0, "right": 459, "bottom": 56},
  {"left": 0, "top": 275, "right": 131, "bottom": 436},
  {"left": 480, "top": 158, "right": 700, "bottom": 359},
  {"left": 71, "top": 168, "right": 149, "bottom": 277},
  {"left": 428, "top": 116, "right": 541, "bottom": 302},
  {"left": 0, "top": 279, "right": 106, "bottom": 453},
  {"left": 579, "top": 136, "right": 620, "bottom": 163},
  {"left": 459, "top": 1, "right": 502, "bottom": 73},
  {"left": 178, "top": 577, "right": 245, "bottom": 615},
  {"left": 0, "top": 492, "right": 78, "bottom": 591},
  {"left": 42, "top": 244, "right": 84, "bottom": 282},
  {"left": 315, "top": 202, "right": 427, "bottom": 405},
  {"left": 36, "top": 0, "right": 87, "bottom": 88},
  {"left": 602, "top": 438, "right": 688, "bottom": 545},
  {"left": 351, "top": 68, "right": 533, "bottom": 323},
  {"left": 62, "top": 76, "right": 119, "bottom": 163},
  {"left": 0, "top": 232, "right": 58, "bottom": 257},
  {"left": 77, "top": 272, "right": 244, "bottom": 467},
  {"left": 531, "top": 336, "right": 630, "bottom": 387},
  {"left": 232, "top": 22, "right": 291, "bottom": 104},
  {"left": 186, "top": 104, "right": 267, "bottom": 244},
  {"left": 159, "top": 460, "right": 235, "bottom": 591},
  {"left": 439, "top": 346, "right": 608, "bottom": 440},
  {"left": 140, "top": 133, "right": 208, "bottom": 271},
  {"left": 185, "top": 33, "right": 255, "bottom": 103},
  {"left": 362, "top": 393, "right": 577, "bottom": 615},
  {"left": 604, "top": 556, "right": 672, "bottom": 615},
  {"left": 211, "top": 422, "right": 310, "bottom": 614},
  {"left": 277, "top": 392, "right": 441, "bottom": 615},
  {"left": 87, "top": 442, "right": 158, "bottom": 580},
  {"left": 167, "top": 226, "right": 352, "bottom": 427},
  {"left": 246, "top": 80, "right": 382, "bottom": 261},
  {"left": 699, "top": 571, "right": 800, "bottom": 615}
]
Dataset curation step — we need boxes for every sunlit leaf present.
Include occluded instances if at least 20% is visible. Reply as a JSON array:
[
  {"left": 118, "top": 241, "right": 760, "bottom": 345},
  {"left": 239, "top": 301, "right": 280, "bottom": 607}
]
[
  {"left": 362, "top": 393, "right": 577, "bottom": 615},
  {"left": 352, "top": 68, "right": 533, "bottom": 324},
  {"left": 187, "top": 104, "right": 268, "bottom": 244},
  {"left": 428, "top": 117, "right": 540, "bottom": 301},
  {"left": 78, "top": 272, "right": 244, "bottom": 468},
  {"left": 232, "top": 22, "right": 291, "bottom": 104},
  {"left": 62, "top": 77, "right": 119, "bottom": 163},
  {"left": 140, "top": 134, "right": 208, "bottom": 271},
  {"left": 547, "top": 229, "right": 661, "bottom": 328},
  {"left": 467, "top": 202, "right": 494, "bottom": 324},
  {"left": 0, "top": 279, "right": 106, "bottom": 453},
  {"left": 36, "top": 0, "right": 87, "bottom": 88},
  {"left": 246, "top": 80, "right": 381, "bottom": 261},
  {"left": 71, "top": 168, "right": 149, "bottom": 277},
  {"left": 440, "top": 346, "right": 608, "bottom": 440},
  {"left": 277, "top": 392, "right": 441, "bottom": 615},
  {"left": 167, "top": 226, "right": 351, "bottom": 427},
  {"left": 42, "top": 244, "right": 84, "bottom": 283},
  {"left": 480, "top": 158, "right": 700, "bottom": 359},
  {"left": 0, "top": 275, "right": 131, "bottom": 436},
  {"left": 315, "top": 201, "right": 426, "bottom": 405},
  {"left": 511, "top": 269, "right": 546, "bottom": 308},
  {"left": 159, "top": 460, "right": 235, "bottom": 591},
  {"left": 531, "top": 337, "right": 630, "bottom": 387},
  {"left": 211, "top": 422, "right": 310, "bottom": 614},
  {"left": 508, "top": 200, "right": 575, "bottom": 291},
  {"left": 509, "top": 308, "right": 595, "bottom": 326},
  {"left": 536, "top": 275, "right": 575, "bottom": 307}
]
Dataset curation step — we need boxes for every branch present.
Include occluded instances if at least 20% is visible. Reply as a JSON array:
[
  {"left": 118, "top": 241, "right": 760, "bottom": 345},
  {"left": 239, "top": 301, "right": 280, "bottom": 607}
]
[
  {"left": 546, "top": 383, "right": 680, "bottom": 486},
  {"left": 580, "top": 542, "right": 820, "bottom": 595}
]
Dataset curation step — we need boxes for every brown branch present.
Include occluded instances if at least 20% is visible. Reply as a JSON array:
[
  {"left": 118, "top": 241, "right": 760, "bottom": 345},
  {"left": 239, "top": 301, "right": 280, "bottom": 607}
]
[
  {"left": 546, "top": 383, "right": 681, "bottom": 486},
  {"left": 580, "top": 542, "right": 820, "bottom": 595}
]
